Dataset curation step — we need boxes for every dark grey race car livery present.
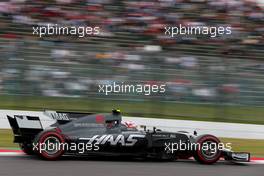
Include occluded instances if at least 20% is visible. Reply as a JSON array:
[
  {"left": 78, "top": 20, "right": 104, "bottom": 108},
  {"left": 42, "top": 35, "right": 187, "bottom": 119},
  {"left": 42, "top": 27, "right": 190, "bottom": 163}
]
[{"left": 7, "top": 110, "right": 250, "bottom": 164}]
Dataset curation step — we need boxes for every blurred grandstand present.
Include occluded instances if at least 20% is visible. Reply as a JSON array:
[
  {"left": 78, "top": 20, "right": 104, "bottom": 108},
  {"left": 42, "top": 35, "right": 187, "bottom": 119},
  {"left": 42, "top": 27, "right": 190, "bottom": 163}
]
[{"left": 0, "top": 0, "right": 263, "bottom": 110}]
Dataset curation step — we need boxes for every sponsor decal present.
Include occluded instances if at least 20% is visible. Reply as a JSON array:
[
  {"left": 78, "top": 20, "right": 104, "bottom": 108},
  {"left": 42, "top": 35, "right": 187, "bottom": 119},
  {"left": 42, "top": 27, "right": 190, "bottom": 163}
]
[
  {"left": 79, "top": 134, "right": 145, "bottom": 146},
  {"left": 44, "top": 111, "right": 70, "bottom": 121},
  {"left": 50, "top": 113, "right": 69, "bottom": 121}
]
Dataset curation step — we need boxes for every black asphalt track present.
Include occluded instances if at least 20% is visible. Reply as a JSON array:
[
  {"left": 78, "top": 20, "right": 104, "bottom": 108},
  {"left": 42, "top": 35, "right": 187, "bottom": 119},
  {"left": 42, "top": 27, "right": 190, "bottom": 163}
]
[{"left": 0, "top": 155, "right": 263, "bottom": 176}]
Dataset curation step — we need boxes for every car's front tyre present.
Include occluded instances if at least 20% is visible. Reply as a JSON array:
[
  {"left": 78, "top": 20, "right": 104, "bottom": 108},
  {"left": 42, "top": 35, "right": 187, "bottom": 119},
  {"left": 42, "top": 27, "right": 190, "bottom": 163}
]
[{"left": 193, "top": 134, "right": 221, "bottom": 164}]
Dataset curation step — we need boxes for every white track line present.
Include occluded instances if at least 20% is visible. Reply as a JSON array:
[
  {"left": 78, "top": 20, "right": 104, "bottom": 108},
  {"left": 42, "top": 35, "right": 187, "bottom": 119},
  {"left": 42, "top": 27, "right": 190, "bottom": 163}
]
[
  {"left": 0, "top": 152, "right": 25, "bottom": 156},
  {"left": 249, "top": 160, "right": 264, "bottom": 164},
  {"left": 0, "top": 152, "right": 263, "bottom": 164}
]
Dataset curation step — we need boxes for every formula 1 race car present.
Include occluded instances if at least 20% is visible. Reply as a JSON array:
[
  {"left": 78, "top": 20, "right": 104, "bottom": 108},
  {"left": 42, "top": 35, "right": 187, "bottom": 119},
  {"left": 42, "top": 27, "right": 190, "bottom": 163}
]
[{"left": 7, "top": 109, "right": 250, "bottom": 164}]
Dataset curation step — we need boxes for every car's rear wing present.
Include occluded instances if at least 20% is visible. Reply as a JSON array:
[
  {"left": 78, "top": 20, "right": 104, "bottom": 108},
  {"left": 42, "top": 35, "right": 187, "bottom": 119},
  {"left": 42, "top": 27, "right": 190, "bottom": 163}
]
[
  {"left": 7, "top": 115, "right": 43, "bottom": 143},
  {"left": 7, "top": 110, "right": 94, "bottom": 143}
]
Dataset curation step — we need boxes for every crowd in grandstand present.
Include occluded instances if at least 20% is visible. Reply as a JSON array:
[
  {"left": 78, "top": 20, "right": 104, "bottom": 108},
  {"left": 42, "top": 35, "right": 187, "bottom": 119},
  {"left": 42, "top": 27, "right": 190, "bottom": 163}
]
[{"left": 0, "top": 0, "right": 263, "bottom": 104}]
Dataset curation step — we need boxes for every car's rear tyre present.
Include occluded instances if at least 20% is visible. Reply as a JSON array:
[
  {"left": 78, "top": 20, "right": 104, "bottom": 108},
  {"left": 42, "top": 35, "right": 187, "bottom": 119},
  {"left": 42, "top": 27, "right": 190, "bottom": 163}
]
[
  {"left": 19, "top": 143, "right": 34, "bottom": 155},
  {"left": 37, "top": 131, "right": 65, "bottom": 160},
  {"left": 193, "top": 135, "right": 221, "bottom": 164}
]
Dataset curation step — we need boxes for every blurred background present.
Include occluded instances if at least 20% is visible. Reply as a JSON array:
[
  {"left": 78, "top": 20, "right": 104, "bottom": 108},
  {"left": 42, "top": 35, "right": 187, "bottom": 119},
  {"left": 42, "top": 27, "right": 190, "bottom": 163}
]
[{"left": 0, "top": 0, "right": 263, "bottom": 124}]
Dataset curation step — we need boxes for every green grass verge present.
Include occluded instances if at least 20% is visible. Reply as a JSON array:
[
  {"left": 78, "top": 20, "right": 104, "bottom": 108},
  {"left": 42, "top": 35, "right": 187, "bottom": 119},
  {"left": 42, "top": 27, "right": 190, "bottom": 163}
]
[
  {"left": 0, "top": 129, "right": 18, "bottom": 149},
  {"left": 0, "top": 129, "right": 263, "bottom": 157},
  {"left": 1, "top": 95, "right": 264, "bottom": 124},
  {"left": 220, "top": 138, "right": 264, "bottom": 158}
]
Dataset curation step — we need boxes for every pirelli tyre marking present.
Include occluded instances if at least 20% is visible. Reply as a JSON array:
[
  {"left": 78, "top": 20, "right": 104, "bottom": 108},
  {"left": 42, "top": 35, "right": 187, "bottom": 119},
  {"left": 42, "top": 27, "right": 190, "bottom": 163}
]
[{"left": 79, "top": 134, "right": 145, "bottom": 146}]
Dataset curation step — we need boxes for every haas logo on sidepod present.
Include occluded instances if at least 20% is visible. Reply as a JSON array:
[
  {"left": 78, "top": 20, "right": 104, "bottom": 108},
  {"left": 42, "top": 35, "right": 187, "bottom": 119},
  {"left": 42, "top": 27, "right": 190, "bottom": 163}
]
[{"left": 79, "top": 134, "right": 145, "bottom": 146}]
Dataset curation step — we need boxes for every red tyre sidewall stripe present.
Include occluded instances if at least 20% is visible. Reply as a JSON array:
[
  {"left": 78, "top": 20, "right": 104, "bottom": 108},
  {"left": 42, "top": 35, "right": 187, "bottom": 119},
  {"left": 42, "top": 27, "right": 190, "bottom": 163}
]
[
  {"left": 196, "top": 135, "right": 221, "bottom": 164},
  {"left": 38, "top": 131, "right": 65, "bottom": 160}
]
